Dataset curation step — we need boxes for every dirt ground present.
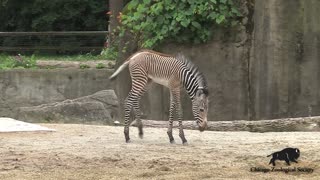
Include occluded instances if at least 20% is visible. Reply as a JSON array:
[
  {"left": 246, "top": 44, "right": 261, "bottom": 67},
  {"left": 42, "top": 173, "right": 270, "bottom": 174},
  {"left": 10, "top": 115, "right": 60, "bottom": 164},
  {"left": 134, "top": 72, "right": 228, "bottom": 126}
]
[{"left": 0, "top": 124, "right": 319, "bottom": 180}]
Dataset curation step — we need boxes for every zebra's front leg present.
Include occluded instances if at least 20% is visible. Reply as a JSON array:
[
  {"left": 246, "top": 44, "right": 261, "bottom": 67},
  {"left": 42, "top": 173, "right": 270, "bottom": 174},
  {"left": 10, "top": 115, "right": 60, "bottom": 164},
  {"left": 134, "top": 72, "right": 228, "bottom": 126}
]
[
  {"left": 177, "top": 101, "right": 187, "bottom": 145},
  {"left": 167, "top": 120, "right": 175, "bottom": 143},
  {"left": 167, "top": 92, "right": 175, "bottom": 143},
  {"left": 171, "top": 89, "right": 187, "bottom": 144}
]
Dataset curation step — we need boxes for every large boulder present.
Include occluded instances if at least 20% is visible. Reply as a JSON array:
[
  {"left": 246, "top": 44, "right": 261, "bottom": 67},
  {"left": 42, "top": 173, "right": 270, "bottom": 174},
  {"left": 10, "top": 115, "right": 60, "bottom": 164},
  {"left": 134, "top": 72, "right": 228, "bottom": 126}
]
[
  {"left": 17, "top": 90, "right": 119, "bottom": 125},
  {"left": 0, "top": 69, "right": 115, "bottom": 119}
]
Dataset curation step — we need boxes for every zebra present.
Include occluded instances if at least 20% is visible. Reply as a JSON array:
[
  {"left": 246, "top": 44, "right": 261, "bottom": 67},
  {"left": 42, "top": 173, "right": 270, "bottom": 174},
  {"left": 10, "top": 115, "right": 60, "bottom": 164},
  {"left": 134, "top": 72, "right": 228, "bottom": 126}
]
[{"left": 109, "top": 49, "right": 209, "bottom": 144}]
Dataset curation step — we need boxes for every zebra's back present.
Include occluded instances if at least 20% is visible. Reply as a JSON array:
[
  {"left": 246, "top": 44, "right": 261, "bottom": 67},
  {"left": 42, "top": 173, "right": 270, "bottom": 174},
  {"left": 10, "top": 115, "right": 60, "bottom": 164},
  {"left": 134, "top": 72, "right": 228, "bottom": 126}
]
[{"left": 128, "top": 50, "right": 184, "bottom": 88}]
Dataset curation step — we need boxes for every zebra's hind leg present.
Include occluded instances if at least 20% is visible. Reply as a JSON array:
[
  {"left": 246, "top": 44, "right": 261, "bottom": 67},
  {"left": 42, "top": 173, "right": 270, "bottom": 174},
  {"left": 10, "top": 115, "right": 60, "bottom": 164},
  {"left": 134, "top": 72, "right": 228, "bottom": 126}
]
[
  {"left": 124, "top": 70, "right": 148, "bottom": 142},
  {"left": 125, "top": 91, "right": 144, "bottom": 142},
  {"left": 132, "top": 80, "right": 148, "bottom": 139},
  {"left": 124, "top": 92, "right": 134, "bottom": 143},
  {"left": 133, "top": 100, "right": 144, "bottom": 139}
]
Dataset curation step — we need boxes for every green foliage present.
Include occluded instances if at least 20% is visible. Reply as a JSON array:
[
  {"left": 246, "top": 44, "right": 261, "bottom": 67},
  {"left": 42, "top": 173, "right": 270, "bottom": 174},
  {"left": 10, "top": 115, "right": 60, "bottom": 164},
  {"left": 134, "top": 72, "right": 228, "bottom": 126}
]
[
  {"left": 14, "top": 54, "right": 37, "bottom": 68},
  {"left": 0, "top": 55, "right": 15, "bottom": 69},
  {"left": 100, "top": 47, "right": 118, "bottom": 60},
  {"left": 120, "top": 0, "right": 241, "bottom": 48},
  {"left": 37, "top": 53, "right": 111, "bottom": 61},
  {"left": 79, "top": 64, "right": 90, "bottom": 69},
  {"left": 0, "top": 53, "right": 111, "bottom": 69},
  {"left": 0, "top": 54, "right": 37, "bottom": 69},
  {"left": 96, "top": 63, "right": 106, "bottom": 69},
  {"left": 0, "top": 0, "right": 106, "bottom": 31},
  {"left": 0, "top": 0, "right": 107, "bottom": 54}
]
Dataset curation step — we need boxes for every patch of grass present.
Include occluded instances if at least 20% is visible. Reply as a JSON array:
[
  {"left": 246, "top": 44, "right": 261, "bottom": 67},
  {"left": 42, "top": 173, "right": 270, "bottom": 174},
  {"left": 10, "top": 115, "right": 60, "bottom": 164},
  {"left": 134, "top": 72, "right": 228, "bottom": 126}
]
[
  {"left": 95, "top": 63, "right": 106, "bottom": 69},
  {"left": 100, "top": 47, "right": 118, "bottom": 60},
  {"left": 79, "top": 64, "right": 90, "bottom": 69},
  {"left": 0, "top": 54, "right": 37, "bottom": 69},
  {"left": 0, "top": 54, "right": 15, "bottom": 69},
  {"left": 35, "top": 53, "right": 113, "bottom": 61},
  {"left": 35, "top": 48, "right": 118, "bottom": 61},
  {"left": 0, "top": 51, "right": 116, "bottom": 69}
]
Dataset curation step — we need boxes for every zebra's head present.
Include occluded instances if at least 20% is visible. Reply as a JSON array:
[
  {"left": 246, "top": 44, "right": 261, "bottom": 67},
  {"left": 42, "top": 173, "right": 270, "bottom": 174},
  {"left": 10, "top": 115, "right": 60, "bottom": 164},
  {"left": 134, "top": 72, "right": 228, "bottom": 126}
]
[{"left": 192, "top": 87, "right": 209, "bottom": 132}]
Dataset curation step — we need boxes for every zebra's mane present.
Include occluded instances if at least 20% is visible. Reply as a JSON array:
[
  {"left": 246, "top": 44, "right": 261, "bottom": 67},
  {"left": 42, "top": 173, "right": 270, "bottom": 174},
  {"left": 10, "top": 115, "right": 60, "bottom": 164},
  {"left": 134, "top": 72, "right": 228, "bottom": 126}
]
[{"left": 175, "top": 53, "right": 208, "bottom": 95}]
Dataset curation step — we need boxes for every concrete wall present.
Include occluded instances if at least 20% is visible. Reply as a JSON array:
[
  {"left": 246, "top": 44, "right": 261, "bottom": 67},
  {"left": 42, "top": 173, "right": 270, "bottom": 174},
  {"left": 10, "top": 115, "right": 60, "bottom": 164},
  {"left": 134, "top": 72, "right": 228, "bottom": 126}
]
[
  {"left": 114, "top": 1, "right": 251, "bottom": 121},
  {"left": 160, "top": 40, "right": 250, "bottom": 121},
  {"left": 114, "top": 41, "right": 250, "bottom": 121},
  {"left": 113, "top": 0, "right": 320, "bottom": 121},
  {"left": 251, "top": 0, "right": 320, "bottom": 119},
  {"left": 1, "top": 0, "right": 320, "bottom": 122},
  {"left": 0, "top": 69, "right": 114, "bottom": 118}
]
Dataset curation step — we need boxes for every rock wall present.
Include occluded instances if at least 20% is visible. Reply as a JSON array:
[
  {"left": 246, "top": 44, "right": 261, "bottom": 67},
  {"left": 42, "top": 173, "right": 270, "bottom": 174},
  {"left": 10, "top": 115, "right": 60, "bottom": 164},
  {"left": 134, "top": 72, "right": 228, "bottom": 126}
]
[
  {"left": 17, "top": 90, "right": 119, "bottom": 125},
  {"left": 113, "top": 0, "right": 320, "bottom": 121},
  {"left": 0, "top": 69, "right": 114, "bottom": 119},
  {"left": 251, "top": 0, "right": 320, "bottom": 119},
  {"left": 1, "top": 0, "right": 320, "bottom": 123},
  {"left": 159, "top": 39, "right": 250, "bottom": 121},
  {"left": 114, "top": 1, "right": 251, "bottom": 121}
]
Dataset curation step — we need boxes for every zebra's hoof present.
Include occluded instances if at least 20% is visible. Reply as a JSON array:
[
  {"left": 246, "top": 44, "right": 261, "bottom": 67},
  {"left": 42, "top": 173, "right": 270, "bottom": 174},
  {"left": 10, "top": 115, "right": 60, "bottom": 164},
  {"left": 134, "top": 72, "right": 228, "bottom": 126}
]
[
  {"left": 170, "top": 140, "right": 176, "bottom": 144},
  {"left": 183, "top": 141, "right": 188, "bottom": 145},
  {"left": 126, "top": 139, "right": 131, "bottom": 143},
  {"left": 139, "top": 133, "right": 143, "bottom": 139}
]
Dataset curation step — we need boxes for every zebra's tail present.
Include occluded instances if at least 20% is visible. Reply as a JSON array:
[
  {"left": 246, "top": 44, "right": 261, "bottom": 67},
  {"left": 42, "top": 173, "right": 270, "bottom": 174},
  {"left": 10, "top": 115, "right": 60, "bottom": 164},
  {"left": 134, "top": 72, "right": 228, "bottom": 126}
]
[{"left": 109, "top": 60, "right": 130, "bottom": 80}]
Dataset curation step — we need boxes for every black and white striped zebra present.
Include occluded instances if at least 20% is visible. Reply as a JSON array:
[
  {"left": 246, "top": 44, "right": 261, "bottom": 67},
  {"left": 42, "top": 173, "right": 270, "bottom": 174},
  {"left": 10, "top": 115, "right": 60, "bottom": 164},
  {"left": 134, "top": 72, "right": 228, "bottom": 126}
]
[{"left": 110, "top": 50, "right": 209, "bottom": 144}]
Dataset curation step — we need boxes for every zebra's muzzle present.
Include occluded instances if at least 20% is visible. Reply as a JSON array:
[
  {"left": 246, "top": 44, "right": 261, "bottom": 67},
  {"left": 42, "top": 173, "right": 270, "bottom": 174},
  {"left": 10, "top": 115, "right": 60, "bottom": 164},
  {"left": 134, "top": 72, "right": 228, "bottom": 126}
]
[
  {"left": 199, "top": 126, "right": 207, "bottom": 132},
  {"left": 198, "top": 121, "right": 207, "bottom": 132}
]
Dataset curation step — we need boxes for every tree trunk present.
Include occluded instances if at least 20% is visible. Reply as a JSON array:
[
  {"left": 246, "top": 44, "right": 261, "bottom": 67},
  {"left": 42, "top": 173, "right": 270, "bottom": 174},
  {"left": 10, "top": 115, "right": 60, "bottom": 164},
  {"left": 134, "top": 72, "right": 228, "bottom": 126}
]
[
  {"left": 108, "top": 0, "right": 124, "bottom": 46},
  {"left": 131, "top": 116, "right": 320, "bottom": 132}
]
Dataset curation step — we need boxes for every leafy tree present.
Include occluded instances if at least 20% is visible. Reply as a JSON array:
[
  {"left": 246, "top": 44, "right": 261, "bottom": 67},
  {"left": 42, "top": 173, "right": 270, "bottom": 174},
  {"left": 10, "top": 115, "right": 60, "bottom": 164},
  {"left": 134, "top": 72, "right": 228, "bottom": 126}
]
[
  {"left": 0, "top": 0, "right": 107, "bottom": 54},
  {"left": 0, "top": 0, "right": 106, "bottom": 31},
  {"left": 118, "top": 0, "right": 241, "bottom": 48}
]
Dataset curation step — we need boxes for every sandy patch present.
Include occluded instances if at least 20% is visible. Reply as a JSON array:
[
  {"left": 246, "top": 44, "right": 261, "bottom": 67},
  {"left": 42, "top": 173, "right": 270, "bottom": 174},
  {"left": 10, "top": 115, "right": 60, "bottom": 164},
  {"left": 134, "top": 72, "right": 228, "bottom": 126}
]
[{"left": 0, "top": 124, "right": 319, "bottom": 180}]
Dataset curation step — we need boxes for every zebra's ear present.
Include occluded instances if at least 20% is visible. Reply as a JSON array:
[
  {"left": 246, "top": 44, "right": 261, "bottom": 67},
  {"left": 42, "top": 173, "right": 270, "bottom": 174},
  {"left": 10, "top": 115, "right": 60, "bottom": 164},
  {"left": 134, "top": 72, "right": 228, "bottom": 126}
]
[
  {"left": 203, "top": 88, "right": 209, "bottom": 96},
  {"left": 196, "top": 89, "right": 203, "bottom": 97},
  {"left": 198, "top": 87, "right": 209, "bottom": 96},
  {"left": 196, "top": 91, "right": 200, "bottom": 97}
]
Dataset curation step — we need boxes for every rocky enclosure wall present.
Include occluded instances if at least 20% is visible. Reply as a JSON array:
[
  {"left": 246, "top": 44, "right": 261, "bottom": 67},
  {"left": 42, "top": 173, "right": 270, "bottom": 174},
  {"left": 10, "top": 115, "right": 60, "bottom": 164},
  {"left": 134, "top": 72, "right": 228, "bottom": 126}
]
[
  {"left": 114, "top": 0, "right": 320, "bottom": 121},
  {"left": 0, "top": 69, "right": 114, "bottom": 121},
  {"left": 251, "top": 0, "right": 320, "bottom": 120},
  {"left": 1, "top": 0, "right": 320, "bottom": 122}
]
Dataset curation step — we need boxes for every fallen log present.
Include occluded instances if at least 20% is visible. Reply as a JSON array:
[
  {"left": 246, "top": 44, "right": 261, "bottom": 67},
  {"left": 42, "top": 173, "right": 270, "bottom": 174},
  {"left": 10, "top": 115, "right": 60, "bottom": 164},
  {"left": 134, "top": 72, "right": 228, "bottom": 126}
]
[{"left": 130, "top": 116, "right": 320, "bottom": 132}]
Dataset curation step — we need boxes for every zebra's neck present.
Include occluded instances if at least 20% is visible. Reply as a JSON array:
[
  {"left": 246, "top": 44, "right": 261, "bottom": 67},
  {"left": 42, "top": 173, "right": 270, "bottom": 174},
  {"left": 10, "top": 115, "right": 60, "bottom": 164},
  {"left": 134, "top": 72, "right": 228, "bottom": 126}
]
[
  {"left": 175, "top": 53, "right": 207, "bottom": 99},
  {"left": 181, "top": 67, "right": 206, "bottom": 100}
]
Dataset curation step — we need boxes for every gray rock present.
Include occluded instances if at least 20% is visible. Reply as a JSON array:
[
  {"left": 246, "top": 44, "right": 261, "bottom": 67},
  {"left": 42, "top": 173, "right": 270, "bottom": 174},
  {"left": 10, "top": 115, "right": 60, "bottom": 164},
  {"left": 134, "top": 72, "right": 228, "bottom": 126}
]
[
  {"left": 17, "top": 90, "right": 119, "bottom": 125},
  {"left": 0, "top": 69, "right": 115, "bottom": 119}
]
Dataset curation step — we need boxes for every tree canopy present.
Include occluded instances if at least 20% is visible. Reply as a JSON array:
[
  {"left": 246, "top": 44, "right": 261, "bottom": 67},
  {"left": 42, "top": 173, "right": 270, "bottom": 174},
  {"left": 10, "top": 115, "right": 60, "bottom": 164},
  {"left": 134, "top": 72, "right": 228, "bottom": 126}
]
[
  {"left": 0, "top": 0, "right": 107, "bottom": 31},
  {"left": 0, "top": 0, "right": 108, "bottom": 54}
]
